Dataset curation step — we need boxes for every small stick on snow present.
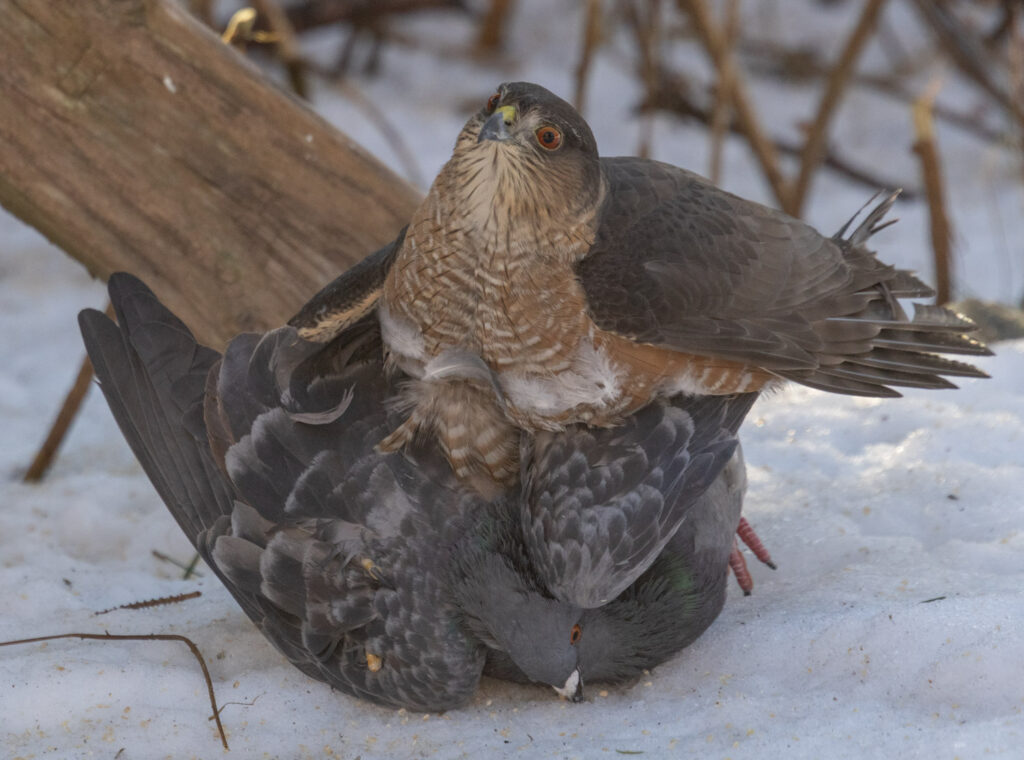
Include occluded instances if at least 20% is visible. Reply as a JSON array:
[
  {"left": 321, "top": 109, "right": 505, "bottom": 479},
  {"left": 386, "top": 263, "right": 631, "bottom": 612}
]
[
  {"left": 23, "top": 302, "right": 114, "bottom": 483},
  {"left": 95, "top": 591, "right": 202, "bottom": 616},
  {"left": 0, "top": 631, "right": 229, "bottom": 750}
]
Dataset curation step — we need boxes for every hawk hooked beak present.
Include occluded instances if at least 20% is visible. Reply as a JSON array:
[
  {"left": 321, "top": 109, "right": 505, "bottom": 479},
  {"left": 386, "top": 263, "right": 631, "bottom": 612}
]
[
  {"left": 553, "top": 668, "right": 584, "bottom": 702},
  {"left": 478, "top": 106, "right": 516, "bottom": 143}
]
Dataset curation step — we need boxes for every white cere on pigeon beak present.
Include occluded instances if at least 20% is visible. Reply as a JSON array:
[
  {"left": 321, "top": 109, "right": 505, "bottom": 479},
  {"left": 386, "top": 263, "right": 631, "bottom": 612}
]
[{"left": 553, "top": 669, "right": 583, "bottom": 702}]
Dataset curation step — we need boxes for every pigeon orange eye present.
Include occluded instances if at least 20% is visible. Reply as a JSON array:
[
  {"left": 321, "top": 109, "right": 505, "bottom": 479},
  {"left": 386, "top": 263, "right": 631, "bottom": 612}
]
[
  {"left": 570, "top": 624, "right": 582, "bottom": 645},
  {"left": 486, "top": 93, "right": 501, "bottom": 112},
  {"left": 536, "top": 126, "right": 562, "bottom": 150}
]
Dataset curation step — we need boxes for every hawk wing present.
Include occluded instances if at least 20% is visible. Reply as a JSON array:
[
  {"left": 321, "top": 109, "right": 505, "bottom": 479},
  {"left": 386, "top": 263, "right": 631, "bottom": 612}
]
[
  {"left": 288, "top": 226, "right": 406, "bottom": 343},
  {"left": 578, "top": 158, "right": 990, "bottom": 396}
]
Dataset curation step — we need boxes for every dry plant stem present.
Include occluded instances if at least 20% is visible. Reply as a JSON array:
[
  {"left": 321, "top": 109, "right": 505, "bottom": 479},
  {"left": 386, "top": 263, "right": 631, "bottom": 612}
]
[
  {"left": 1010, "top": 10, "right": 1024, "bottom": 163},
  {"left": 707, "top": 0, "right": 739, "bottom": 184},
  {"left": 0, "top": 0, "right": 420, "bottom": 350},
  {"left": 646, "top": 79, "right": 918, "bottom": 199},
  {"left": 188, "top": 0, "right": 213, "bottom": 26},
  {"left": 629, "top": 0, "right": 663, "bottom": 159},
  {"left": 574, "top": 0, "right": 603, "bottom": 114},
  {"left": 740, "top": 38, "right": 1011, "bottom": 144},
  {"left": 0, "top": 632, "right": 228, "bottom": 750},
  {"left": 23, "top": 301, "right": 115, "bottom": 483},
  {"left": 152, "top": 550, "right": 204, "bottom": 577},
  {"left": 285, "top": 0, "right": 462, "bottom": 33},
  {"left": 678, "top": 0, "right": 791, "bottom": 209},
  {"left": 790, "top": 0, "right": 888, "bottom": 216},
  {"left": 913, "top": 80, "right": 953, "bottom": 305},
  {"left": 332, "top": 78, "right": 427, "bottom": 188},
  {"left": 95, "top": 591, "right": 202, "bottom": 615},
  {"left": 476, "top": 0, "right": 515, "bottom": 53},
  {"left": 910, "top": 0, "right": 1024, "bottom": 128},
  {"left": 252, "top": 0, "right": 309, "bottom": 98}
]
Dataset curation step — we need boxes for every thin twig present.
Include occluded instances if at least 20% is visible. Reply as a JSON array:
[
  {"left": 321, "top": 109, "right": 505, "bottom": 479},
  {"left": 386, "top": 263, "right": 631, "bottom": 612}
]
[
  {"left": 707, "top": 0, "right": 739, "bottom": 184},
  {"left": 309, "top": 73, "right": 426, "bottom": 188},
  {"left": 476, "top": 0, "right": 515, "bottom": 53},
  {"left": 0, "top": 632, "right": 228, "bottom": 750},
  {"left": 252, "top": 0, "right": 310, "bottom": 98},
  {"left": 1009, "top": 6, "right": 1024, "bottom": 167},
  {"left": 739, "top": 38, "right": 1012, "bottom": 145},
  {"left": 152, "top": 550, "right": 205, "bottom": 578},
  {"left": 574, "top": 0, "right": 603, "bottom": 114},
  {"left": 625, "top": 0, "right": 663, "bottom": 159},
  {"left": 643, "top": 73, "right": 920, "bottom": 200},
  {"left": 23, "top": 301, "right": 115, "bottom": 483},
  {"left": 678, "top": 0, "right": 791, "bottom": 209},
  {"left": 285, "top": 0, "right": 463, "bottom": 33},
  {"left": 790, "top": 0, "right": 888, "bottom": 216},
  {"left": 913, "top": 77, "right": 954, "bottom": 304},
  {"left": 183, "top": 552, "right": 203, "bottom": 581},
  {"left": 909, "top": 0, "right": 1024, "bottom": 127},
  {"left": 221, "top": 7, "right": 277, "bottom": 46},
  {"left": 95, "top": 591, "right": 202, "bottom": 616},
  {"left": 188, "top": 0, "right": 214, "bottom": 27}
]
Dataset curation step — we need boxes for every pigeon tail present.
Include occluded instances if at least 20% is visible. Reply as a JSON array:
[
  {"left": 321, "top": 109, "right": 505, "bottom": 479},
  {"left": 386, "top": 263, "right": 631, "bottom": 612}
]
[{"left": 79, "top": 273, "right": 235, "bottom": 542}]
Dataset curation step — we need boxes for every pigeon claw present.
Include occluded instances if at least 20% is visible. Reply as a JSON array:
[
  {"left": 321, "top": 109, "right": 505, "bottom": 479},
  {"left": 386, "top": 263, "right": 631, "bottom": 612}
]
[
  {"left": 729, "top": 538, "right": 754, "bottom": 595},
  {"left": 736, "top": 517, "right": 776, "bottom": 569}
]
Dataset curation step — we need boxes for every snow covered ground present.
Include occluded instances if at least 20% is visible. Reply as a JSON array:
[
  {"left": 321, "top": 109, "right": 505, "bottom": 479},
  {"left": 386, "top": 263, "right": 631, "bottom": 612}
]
[{"left": 3, "top": 2, "right": 1023, "bottom": 757}]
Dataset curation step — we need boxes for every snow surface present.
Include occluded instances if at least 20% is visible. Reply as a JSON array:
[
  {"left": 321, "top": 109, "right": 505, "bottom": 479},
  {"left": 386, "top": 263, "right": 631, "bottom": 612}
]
[{"left": 2, "top": 2, "right": 1023, "bottom": 757}]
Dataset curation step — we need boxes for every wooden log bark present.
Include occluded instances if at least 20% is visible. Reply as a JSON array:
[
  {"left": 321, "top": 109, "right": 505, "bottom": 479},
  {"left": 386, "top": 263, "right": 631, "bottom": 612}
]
[{"left": 0, "top": 0, "right": 422, "bottom": 349}]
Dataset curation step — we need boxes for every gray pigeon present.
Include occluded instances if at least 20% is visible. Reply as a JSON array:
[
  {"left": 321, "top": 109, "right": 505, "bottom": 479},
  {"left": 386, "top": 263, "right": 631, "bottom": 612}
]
[
  {"left": 484, "top": 444, "right": 748, "bottom": 686},
  {"left": 80, "top": 273, "right": 755, "bottom": 709}
]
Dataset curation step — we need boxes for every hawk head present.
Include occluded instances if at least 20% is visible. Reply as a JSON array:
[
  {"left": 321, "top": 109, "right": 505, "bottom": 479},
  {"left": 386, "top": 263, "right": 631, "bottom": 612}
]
[{"left": 446, "top": 82, "right": 605, "bottom": 241}]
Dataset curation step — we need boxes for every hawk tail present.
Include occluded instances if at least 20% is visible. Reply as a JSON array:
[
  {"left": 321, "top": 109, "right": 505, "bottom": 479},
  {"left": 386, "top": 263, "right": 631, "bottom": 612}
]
[{"left": 786, "top": 194, "right": 993, "bottom": 397}]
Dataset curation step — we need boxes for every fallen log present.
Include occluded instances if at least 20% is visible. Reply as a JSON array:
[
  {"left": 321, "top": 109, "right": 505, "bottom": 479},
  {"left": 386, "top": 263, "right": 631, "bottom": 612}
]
[{"left": 0, "top": 0, "right": 421, "bottom": 349}]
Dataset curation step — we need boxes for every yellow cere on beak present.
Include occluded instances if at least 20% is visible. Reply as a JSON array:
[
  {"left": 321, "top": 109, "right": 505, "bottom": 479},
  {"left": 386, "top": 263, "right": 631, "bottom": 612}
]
[{"left": 495, "top": 105, "right": 516, "bottom": 124}]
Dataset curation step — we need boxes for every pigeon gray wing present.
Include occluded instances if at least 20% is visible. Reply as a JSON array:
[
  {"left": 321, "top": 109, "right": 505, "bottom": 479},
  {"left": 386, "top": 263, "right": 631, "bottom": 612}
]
[
  {"left": 486, "top": 446, "right": 748, "bottom": 686},
  {"left": 80, "top": 273, "right": 484, "bottom": 711},
  {"left": 576, "top": 445, "right": 748, "bottom": 684},
  {"left": 521, "top": 391, "right": 757, "bottom": 609},
  {"left": 579, "top": 159, "right": 990, "bottom": 396}
]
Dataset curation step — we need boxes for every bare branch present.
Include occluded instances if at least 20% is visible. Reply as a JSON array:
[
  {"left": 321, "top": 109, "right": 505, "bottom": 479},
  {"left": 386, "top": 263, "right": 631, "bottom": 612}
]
[
  {"left": 707, "top": 0, "right": 739, "bottom": 184},
  {"left": 677, "top": 0, "right": 792, "bottom": 210},
  {"left": 913, "top": 78, "right": 954, "bottom": 304},
  {"left": 790, "top": 0, "right": 888, "bottom": 216},
  {"left": 574, "top": 0, "right": 604, "bottom": 114},
  {"left": 0, "top": 632, "right": 228, "bottom": 750}
]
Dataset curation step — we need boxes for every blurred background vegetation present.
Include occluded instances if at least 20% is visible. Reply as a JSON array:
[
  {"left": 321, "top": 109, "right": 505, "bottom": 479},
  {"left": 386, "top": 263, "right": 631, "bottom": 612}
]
[{"left": 209, "top": 0, "right": 1024, "bottom": 311}]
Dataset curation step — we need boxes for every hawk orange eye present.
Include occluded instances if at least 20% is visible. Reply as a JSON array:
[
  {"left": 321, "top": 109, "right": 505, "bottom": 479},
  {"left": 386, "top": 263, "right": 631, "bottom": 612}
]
[
  {"left": 487, "top": 93, "right": 501, "bottom": 112},
  {"left": 570, "top": 624, "right": 582, "bottom": 645},
  {"left": 536, "top": 126, "right": 562, "bottom": 150}
]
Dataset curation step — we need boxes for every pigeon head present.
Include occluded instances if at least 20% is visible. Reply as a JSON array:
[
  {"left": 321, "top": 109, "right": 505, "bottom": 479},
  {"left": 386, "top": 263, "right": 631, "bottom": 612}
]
[
  {"left": 446, "top": 82, "right": 605, "bottom": 239},
  {"left": 449, "top": 504, "right": 586, "bottom": 701},
  {"left": 489, "top": 590, "right": 584, "bottom": 701}
]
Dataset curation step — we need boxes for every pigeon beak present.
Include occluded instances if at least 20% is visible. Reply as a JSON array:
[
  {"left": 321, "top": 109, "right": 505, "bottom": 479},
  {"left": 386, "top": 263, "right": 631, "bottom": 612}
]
[
  {"left": 553, "top": 668, "right": 584, "bottom": 702},
  {"left": 478, "top": 106, "right": 515, "bottom": 143}
]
